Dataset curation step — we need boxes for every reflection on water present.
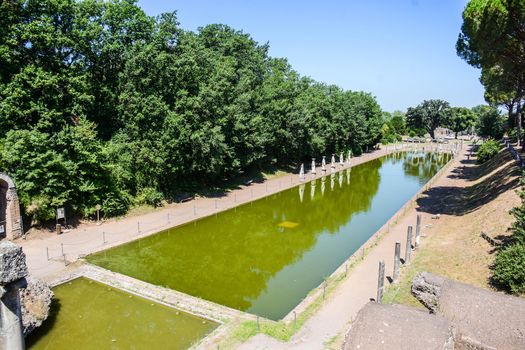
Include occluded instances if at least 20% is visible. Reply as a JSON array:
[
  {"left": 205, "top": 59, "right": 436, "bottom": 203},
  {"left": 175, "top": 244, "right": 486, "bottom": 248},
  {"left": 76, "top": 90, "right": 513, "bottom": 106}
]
[
  {"left": 88, "top": 152, "right": 450, "bottom": 320},
  {"left": 26, "top": 277, "right": 218, "bottom": 350}
]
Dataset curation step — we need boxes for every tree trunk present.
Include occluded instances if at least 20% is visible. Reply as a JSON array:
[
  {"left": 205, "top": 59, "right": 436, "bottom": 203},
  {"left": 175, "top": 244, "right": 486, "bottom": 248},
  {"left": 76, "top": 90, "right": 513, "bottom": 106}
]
[
  {"left": 429, "top": 129, "right": 435, "bottom": 139},
  {"left": 517, "top": 102, "right": 522, "bottom": 148},
  {"left": 455, "top": 131, "right": 458, "bottom": 139}
]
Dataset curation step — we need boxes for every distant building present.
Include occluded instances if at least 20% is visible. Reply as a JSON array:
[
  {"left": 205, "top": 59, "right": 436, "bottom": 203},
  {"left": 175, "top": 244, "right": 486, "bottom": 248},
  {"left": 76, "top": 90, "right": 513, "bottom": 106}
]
[{"left": 434, "top": 127, "right": 453, "bottom": 138}]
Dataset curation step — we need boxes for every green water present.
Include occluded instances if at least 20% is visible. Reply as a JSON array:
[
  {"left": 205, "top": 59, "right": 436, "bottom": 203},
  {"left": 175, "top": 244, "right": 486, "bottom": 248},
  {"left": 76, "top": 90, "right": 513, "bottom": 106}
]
[
  {"left": 26, "top": 277, "right": 218, "bottom": 349},
  {"left": 88, "top": 152, "right": 450, "bottom": 320}
]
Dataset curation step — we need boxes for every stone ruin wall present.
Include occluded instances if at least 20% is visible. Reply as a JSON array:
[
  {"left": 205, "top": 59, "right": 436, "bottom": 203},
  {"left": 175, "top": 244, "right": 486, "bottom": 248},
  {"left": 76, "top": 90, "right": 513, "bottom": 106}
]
[{"left": 0, "top": 173, "right": 22, "bottom": 241}]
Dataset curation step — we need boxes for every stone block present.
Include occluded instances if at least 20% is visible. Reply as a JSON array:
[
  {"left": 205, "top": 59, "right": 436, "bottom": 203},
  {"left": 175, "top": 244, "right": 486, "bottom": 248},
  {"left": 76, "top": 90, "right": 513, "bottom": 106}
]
[
  {"left": 343, "top": 302, "right": 453, "bottom": 350},
  {"left": 0, "top": 242, "right": 28, "bottom": 284}
]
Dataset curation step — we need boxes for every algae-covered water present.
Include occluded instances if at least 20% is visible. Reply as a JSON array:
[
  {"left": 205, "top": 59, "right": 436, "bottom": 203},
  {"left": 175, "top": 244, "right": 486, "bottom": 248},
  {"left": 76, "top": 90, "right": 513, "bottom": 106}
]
[
  {"left": 26, "top": 277, "right": 218, "bottom": 349},
  {"left": 88, "top": 152, "right": 450, "bottom": 320}
]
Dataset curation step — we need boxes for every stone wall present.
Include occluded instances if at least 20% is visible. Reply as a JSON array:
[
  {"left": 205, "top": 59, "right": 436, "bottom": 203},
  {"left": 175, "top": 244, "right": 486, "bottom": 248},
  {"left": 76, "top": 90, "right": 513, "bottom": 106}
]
[{"left": 0, "top": 173, "right": 22, "bottom": 240}]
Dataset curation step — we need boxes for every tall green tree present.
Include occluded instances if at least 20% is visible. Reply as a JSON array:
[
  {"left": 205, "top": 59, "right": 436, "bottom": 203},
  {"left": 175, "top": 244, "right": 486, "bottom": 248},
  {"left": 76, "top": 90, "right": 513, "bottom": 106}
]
[
  {"left": 406, "top": 100, "right": 451, "bottom": 139},
  {"left": 448, "top": 107, "right": 476, "bottom": 138},
  {"left": 472, "top": 105, "right": 505, "bottom": 139},
  {"left": 457, "top": 0, "right": 525, "bottom": 146}
]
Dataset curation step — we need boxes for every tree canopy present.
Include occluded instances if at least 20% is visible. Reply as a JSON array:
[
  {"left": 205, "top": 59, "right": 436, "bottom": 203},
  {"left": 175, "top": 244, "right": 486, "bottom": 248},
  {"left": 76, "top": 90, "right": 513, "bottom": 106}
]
[
  {"left": 457, "top": 0, "right": 525, "bottom": 145},
  {"left": 406, "top": 99, "right": 451, "bottom": 139},
  {"left": 0, "top": 0, "right": 385, "bottom": 223}
]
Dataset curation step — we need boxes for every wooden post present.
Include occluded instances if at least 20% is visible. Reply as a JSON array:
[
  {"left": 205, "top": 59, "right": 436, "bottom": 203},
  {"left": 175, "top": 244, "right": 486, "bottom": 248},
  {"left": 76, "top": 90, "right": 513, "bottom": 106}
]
[
  {"left": 56, "top": 224, "right": 62, "bottom": 235},
  {"left": 415, "top": 214, "right": 421, "bottom": 248},
  {"left": 377, "top": 260, "right": 385, "bottom": 303},
  {"left": 393, "top": 242, "right": 401, "bottom": 283},
  {"left": 405, "top": 226, "right": 413, "bottom": 264}
]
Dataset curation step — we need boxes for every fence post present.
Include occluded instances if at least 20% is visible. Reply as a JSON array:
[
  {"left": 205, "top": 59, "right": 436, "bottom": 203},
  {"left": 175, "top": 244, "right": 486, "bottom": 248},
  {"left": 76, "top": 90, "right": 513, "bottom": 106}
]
[
  {"left": 393, "top": 242, "right": 401, "bottom": 283},
  {"left": 103, "top": 231, "right": 106, "bottom": 244},
  {"left": 405, "top": 226, "right": 413, "bottom": 264},
  {"left": 377, "top": 260, "right": 385, "bottom": 303},
  {"left": 46, "top": 247, "right": 49, "bottom": 261},
  {"left": 415, "top": 214, "right": 422, "bottom": 248}
]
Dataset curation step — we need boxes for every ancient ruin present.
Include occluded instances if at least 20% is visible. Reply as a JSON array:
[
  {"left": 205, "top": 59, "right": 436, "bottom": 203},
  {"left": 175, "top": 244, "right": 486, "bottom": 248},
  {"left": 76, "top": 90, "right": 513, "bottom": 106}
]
[
  {"left": 0, "top": 241, "right": 52, "bottom": 349},
  {"left": 0, "top": 173, "right": 22, "bottom": 241}
]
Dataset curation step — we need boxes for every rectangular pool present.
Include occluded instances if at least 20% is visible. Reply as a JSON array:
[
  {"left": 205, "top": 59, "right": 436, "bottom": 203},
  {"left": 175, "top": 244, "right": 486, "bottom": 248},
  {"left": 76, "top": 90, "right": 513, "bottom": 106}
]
[
  {"left": 26, "top": 277, "right": 218, "bottom": 349},
  {"left": 88, "top": 152, "right": 449, "bottom": 320}
]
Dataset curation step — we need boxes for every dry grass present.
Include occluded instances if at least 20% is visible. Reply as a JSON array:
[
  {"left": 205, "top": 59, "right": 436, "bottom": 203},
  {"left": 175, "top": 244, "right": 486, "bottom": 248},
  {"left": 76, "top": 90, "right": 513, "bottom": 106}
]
[{"left": 384, "top": 148, "right": 522, "bottom": 306}]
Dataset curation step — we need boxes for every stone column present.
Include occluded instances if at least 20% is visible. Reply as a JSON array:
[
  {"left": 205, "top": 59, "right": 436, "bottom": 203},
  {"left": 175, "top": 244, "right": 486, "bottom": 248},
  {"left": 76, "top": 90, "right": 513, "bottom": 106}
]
[
  {"left": 0, "top": 242, "right": 28, "bottom": 350},
  {"left": 6, "top": 189, "right": 22, "bottom": 240}
]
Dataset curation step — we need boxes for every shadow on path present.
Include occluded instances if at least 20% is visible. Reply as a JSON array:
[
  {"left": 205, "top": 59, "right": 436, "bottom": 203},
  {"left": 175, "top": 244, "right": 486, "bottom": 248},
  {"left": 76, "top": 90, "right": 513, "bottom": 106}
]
[{"left": 417, "top": 149, "right": 521, "bottom": 216}]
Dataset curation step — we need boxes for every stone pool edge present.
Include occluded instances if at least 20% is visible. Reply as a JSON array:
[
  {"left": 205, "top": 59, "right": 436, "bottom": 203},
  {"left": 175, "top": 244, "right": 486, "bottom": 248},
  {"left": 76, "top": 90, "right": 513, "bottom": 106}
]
[
  {"left": 44, "top": 263, "right": 236, "bottom": 350},
  {"left": 279, "top": 148, "right": 457, "bottom": 324},
  {"left": 47, "top": 145, "right": 458, "bottom": 349}
]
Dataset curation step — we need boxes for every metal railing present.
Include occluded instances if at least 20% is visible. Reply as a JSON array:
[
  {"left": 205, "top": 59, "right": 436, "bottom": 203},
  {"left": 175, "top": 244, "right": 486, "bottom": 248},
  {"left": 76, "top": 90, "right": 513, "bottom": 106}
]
[{"left": 505, "top": 140, "right": 525, "bottom": 168}]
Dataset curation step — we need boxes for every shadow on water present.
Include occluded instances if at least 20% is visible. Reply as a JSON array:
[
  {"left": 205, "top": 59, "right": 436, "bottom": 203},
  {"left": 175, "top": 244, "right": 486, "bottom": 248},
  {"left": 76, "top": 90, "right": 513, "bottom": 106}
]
[
  {"left": 25, "top": 299, "right": 62, "bottom": 347},
  {"left": 418, "top": 150, "right": 521, "bottom": 216}
]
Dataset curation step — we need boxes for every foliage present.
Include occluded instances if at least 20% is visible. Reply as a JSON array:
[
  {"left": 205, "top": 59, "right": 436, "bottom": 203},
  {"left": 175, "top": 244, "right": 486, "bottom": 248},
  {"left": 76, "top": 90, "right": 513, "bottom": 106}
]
[
  {"left": 380, "top": 111, "right": 405, "bottom": 144},
  {"left": 472, "top": 105, "right": 505, "bottom": 139},
  {"left": 492, "top": 243, "right": 525, "bottom": 294},
  {"left": 389, "top": 110, "right": 407, "bottom": 135},
  {"left": 476, "top": 139, "right": 500, "bottom": 164},
  {"left": 0, "top": 0, "right": 386, "bottom": 223},
  {"left": 406, "top": 100, "right": 451, "bottom": 139},
  {"left": 135, "top": 187, "right": 164, "bottom": 207},
  {"left": 457, "top": 0, "right": 525, "bottom": 144},
  {"left": 448, "top": 107, "right": 476, "bottom": 138},
  {"left": 492, "top": 175, "right": 525, "bottom": 294}
]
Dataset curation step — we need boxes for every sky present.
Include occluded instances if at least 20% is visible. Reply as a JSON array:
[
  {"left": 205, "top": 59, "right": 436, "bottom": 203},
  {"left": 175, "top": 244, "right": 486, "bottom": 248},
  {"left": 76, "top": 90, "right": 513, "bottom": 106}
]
[{"left": 137, "top": 0, "right": 484, "bottom": 112}]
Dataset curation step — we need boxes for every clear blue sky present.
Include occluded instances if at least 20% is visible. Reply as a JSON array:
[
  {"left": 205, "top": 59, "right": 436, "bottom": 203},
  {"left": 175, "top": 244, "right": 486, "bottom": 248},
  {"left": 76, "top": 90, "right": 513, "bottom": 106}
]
[{"left": 137, "top": 0, "right": 484, "bottom": 112}]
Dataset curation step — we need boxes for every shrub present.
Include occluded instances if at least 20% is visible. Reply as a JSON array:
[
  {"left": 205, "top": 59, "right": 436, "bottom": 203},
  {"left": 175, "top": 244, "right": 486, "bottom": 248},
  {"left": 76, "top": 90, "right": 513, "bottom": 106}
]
[
  {"left": 476, "top": 139, "right": 500, "bottom": 164},
  {"left": 102, "top": 191, "right": 129, "bottom": 218},
  {"left": 135, "top": 187, "right": 164, "bottom": 207},
  {"left": 492, "top": 243, "right": 525, "bottom": 294}
]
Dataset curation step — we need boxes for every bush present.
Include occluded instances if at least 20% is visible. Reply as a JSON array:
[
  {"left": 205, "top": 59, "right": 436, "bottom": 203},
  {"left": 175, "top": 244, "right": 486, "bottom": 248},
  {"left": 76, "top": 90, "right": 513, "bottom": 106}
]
[
  {"left": 476, "top": 139, "right": 500, "bottom": 164},
  {"left": 101, "top": 191, "right": 129, "bottom": 218},
  {"left": 135, "top": 187, "right": 164, "bottom": 207},
  {"left": 492, "top": 243, "right": 525, "bottom": 294}
]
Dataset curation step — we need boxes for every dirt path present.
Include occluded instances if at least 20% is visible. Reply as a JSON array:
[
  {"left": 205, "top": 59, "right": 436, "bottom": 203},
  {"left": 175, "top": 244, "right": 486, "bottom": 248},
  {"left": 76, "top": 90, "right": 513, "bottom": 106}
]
[
  {"left": 17, "top": 144, "right": 412, "bottom": 281},
  {"left": 384, "top": 145, "right": 521, "bottom": 307},
  {"left": 237, "top": 144, "right": 484, "bottom": 349}
]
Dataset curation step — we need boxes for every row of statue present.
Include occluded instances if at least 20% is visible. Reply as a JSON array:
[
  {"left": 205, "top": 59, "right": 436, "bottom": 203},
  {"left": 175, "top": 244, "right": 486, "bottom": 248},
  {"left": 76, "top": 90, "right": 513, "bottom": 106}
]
[
  {"left": 298, "top": 168, "right": 351, "bottom": 202},
  {"left": 297, "top": 141, "right": 462, "bottom": 182}
]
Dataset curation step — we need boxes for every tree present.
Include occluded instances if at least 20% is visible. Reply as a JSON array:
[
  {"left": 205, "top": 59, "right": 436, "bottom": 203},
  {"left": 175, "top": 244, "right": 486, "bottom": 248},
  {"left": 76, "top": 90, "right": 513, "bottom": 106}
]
[
  {"left": 406, "top": 100, "right": 451, "bottom": 139},
  {"left": 457, "top": 0, "right": 525, "bottom": 146},
  {"left": 390, "top": 110, "right": 406, "bottom": 135},
  {"left": 448, "top": 107, "right": 476, "bottom": 138},
  {"left": 472, "top": 105, "right": 505, "bottom": 139},
  {"left": 0, "top": 0, "right": 388, "bottom": 224}
]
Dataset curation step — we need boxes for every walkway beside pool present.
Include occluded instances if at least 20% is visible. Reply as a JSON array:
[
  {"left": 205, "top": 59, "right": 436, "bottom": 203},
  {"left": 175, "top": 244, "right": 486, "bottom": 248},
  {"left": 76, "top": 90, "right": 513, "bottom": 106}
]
[
  {"left": 18, "top": 143, "right": 421, "bottom": 282},
  {"left": 237, "top": 144, "right": 466, "bottom": 350}
]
